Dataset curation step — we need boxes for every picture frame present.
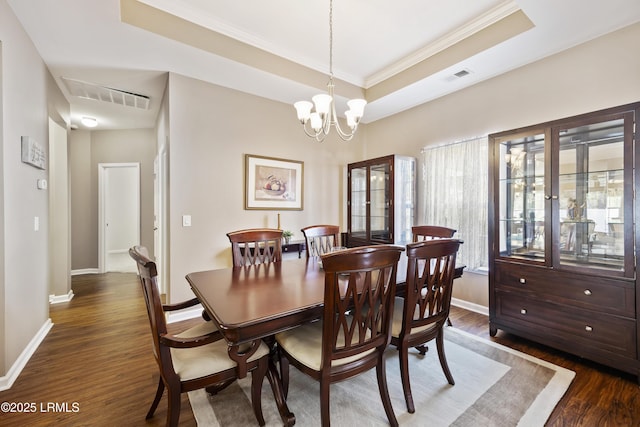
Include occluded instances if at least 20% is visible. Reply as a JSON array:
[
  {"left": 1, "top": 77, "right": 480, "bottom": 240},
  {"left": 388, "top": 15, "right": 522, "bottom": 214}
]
[
  {"left": 245, "top": 154, "right": 303, "bottom": 210},
  {"left": 21, "top": 136, "right": 46, "bottom": 170}
]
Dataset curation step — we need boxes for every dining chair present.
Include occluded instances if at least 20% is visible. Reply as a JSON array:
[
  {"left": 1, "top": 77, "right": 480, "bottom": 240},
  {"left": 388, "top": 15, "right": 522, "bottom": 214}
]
[
  {"left": 129, "top": 245, "right": 270, "bottom": 427},
  {"left": 276, "top": 245, "right": 404, "bottom": 427},
  {"left": 391, "top": 239, "right": 461, "bottom": 413},
  {"left": 411, "top": 225, "right": 457, "bottom": 242},
  {"left": 301, "top": 224, "right": 340, "bottom": 258},
  {"left": 227, "top": 228, "right": 283, "bottom": 266}
]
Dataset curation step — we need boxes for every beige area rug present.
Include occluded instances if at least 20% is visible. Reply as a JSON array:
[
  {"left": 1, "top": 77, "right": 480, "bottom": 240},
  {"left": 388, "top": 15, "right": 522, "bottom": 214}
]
[{"left": 188, "top": 327, "right": 575, "bottom": 426}]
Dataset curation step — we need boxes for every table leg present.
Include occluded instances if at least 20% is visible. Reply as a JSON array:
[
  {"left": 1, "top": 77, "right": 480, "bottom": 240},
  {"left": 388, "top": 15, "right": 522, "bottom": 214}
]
[
  {"left": 263, "top": 336, "right": 296, "bottom": 426},
  {"left": 266, "top": 358, "right": 296, "bottom": 426}
]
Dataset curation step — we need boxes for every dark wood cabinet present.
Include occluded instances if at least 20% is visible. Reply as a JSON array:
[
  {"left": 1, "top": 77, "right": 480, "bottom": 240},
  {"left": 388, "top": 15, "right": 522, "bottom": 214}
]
[
  {"left": 488, "top": 102, "right": 640, "bottom": 376},
  {"left": 346, "top": 155, "right": 416, "bottom": 247}
]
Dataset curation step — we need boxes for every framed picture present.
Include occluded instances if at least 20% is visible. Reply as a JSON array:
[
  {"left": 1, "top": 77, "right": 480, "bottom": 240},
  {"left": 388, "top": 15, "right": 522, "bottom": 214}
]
[
  {"left": 245, "top": 154, "right": 303, "bottom": 210},
  {"left": 21, "top": 136, "right": 46, "bottom": 170}
]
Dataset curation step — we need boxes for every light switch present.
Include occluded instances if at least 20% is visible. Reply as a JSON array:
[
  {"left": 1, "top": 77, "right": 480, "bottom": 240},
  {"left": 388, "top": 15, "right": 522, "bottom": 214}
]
[
  {"left": 182, "top": 215, "right": 192, "bottom": 227},
  {"left": 34, "top": 216, "right": 39, "bottom": 231}
]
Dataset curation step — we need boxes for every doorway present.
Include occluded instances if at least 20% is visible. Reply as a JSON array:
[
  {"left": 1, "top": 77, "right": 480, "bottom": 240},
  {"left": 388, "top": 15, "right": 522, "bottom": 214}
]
[{"left": 98, "top": 163, "right": 140, "bottom": 273}]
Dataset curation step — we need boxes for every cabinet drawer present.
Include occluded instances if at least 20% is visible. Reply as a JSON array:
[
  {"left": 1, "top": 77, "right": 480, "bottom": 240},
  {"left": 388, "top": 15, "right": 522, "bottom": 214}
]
[
  {"left": 495, "top": 291, "right": 636, "bottom": 358},
  {"left": 494, "top": 263, "right": 635, "bottom": 317}
]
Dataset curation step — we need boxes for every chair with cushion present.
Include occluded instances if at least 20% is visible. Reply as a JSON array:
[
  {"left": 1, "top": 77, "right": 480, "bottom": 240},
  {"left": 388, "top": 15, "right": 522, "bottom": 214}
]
[
  {"left": 276, "top": 245, "right": 404, "bottom": 427},
  {"left": 391, "top": 239, "right": 461, "bottom": 413},
  {"left": 412, "top": 225, "right": 457, "bottom": 242},
  {"left": 301, "top": 224, "right": 340, "bottom": 258},
  {"left": 227, "top": 228, "right": 283, "bottom": 266},
  {"left": 129, "top": 245, "right": 270, "bottom": 427}
]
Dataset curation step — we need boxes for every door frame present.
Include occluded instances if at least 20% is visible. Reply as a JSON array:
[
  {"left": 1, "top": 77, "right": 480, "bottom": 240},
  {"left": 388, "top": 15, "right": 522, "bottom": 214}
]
[{"left": 98, "top": 162, "right": 141, "bottom": 273}]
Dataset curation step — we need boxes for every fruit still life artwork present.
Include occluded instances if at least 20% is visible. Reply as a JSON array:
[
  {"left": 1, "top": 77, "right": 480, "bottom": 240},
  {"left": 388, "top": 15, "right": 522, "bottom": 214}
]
[
  {"left": 263, "top": 175, "right": 286, "bottom": 196},
  {"left": 255, "top": 166, "right": 297, "bottom": 201}
]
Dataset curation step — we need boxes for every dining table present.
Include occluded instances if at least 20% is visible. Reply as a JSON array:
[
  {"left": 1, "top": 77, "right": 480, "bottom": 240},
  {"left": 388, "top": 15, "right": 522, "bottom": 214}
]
[{"left": 186, "top": 256, "right": 464, "bottom": 426}]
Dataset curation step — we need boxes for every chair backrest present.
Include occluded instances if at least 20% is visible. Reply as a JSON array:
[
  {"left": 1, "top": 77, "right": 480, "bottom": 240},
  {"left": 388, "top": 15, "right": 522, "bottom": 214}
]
[
  {"left": 301, "top": 225, "right": 340, "bottom": 258},
  {"left": 129, "top": 246, "right": 170, "bottom": 372},
  {"left": 227, "top": 228, "right": 283, "bottom": 266},
  {"left": 412, "top": 225, "right": 457, "bottom": 242},
  {"left": 320, "top": 245, "right": 404, "bottom": 369},
  {"left": 401, "top": 239, "right": 461, "bottom": 334}
]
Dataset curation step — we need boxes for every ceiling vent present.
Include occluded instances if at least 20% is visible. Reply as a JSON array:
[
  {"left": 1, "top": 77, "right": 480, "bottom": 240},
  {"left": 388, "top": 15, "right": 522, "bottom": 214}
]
[
  {"left": 61, "top": 77, "right": 150, "bottom": 110},
  {"left": 444, "top": 68, "right": 472, "bottom": 82}
]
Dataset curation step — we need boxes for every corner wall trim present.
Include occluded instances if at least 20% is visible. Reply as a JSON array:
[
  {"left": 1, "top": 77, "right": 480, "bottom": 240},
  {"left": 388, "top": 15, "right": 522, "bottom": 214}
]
[
  {"left": 0, "top": 319, "right": 53, "bottom": 391},
  {"left": 49, "top": 290, "right": 74, "bottom": 304}
]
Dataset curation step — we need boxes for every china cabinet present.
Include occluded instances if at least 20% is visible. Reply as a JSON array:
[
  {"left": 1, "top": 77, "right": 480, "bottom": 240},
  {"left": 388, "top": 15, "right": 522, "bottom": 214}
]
[
  {"left": 488, "top": 102, "right": 640, "bottom": 376},
  {"left": 346, "top": 155, "right": 416, "bottom": 247}
]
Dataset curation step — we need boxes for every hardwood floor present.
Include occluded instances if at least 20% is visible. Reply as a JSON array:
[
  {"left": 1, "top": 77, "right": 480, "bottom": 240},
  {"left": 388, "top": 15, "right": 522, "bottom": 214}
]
[{"left": 1, "top": 272, "right": 639, "bottom": 426}]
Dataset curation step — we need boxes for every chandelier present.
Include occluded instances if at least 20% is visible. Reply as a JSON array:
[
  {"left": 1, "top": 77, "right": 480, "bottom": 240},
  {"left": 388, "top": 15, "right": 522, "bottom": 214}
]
[{"left": 293, "top": 0, "right": 367, "bottom": 142}]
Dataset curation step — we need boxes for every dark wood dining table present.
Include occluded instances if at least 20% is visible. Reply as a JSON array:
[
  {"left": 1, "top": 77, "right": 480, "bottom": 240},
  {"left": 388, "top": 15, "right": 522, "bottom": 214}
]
[
  {"left": 186, "top": 258, "right": 324, "bottom": 426},
  {"left": 186, "top": 257, "right": 464, "bottom": 426}
]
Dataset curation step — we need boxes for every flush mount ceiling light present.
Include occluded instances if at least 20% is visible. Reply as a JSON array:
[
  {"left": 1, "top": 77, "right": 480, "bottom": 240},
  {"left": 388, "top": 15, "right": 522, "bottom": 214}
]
[
  {"left": 81, "top": 117, "right": 98, "bottom": 128},
  {"left": 293, "top": 0, "right": 366, "bottom": 142}
]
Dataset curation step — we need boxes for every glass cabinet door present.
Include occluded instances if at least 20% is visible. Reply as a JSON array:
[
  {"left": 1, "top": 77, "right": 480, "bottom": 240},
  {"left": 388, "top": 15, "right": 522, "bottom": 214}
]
[
  {"left": 349, "top": 166, "right": 367, "bottom": 241},
  {"left": 369, "top": 161, "right": 391, "bottom": 242},
  {"left": 554, "top": 115, "right": 630, "bottom": 274},
  {"left": 497, "top": 131, "right": 546, "bottom": 262}
]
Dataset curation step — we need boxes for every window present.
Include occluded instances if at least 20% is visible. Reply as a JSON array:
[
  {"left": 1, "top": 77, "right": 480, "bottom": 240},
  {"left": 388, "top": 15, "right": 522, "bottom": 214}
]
[{"left": 421, "top": 137, "right": 488, "bottom": 271}]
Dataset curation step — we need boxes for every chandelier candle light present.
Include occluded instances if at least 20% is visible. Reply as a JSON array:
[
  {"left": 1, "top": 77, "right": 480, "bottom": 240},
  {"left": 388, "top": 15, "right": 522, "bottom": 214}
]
[{"left": 293, "top": 0, "right": 367, "bottom": 142}]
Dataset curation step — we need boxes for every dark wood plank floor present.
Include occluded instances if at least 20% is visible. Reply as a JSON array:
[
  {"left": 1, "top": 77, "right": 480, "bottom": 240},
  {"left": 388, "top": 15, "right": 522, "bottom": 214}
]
[{"left": 0, "top": 272, "right": 639, "bottom": 426}]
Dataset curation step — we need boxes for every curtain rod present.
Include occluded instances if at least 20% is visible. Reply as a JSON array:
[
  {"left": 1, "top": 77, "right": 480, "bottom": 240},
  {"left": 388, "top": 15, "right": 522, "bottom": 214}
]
[{"left": 421, "top": 135, "right": 487, "bottom": 153}]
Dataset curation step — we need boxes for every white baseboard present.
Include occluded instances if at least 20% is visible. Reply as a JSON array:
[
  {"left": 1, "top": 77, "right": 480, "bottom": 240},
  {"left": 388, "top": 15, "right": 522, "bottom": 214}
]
[
  {"left": 71, "top": 268, "right": 100, "bottom": 276},
  {"left": 451, "top": 297, "right": 489, "bottom": 316},
  {"left": 0, "top": 319, "right": 53, "bottom": 391},
  {"left": 166, "top": 306, "right": 203, "bottom": 324},
  {"left": 49, "top": 290, "right": 74, "bottom": 304}
]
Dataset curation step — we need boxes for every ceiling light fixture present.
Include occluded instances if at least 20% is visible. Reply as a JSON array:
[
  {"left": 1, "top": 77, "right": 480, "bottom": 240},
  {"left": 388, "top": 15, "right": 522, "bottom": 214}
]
[
  {"left": 81, "top": 116, "right": 98, "bottom": 128},
  {"left": 293, "top": 0, "right": 366, "bottom": 142}
]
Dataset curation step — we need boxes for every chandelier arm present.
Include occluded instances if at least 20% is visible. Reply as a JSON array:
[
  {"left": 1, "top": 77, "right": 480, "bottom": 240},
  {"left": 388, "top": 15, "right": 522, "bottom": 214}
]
[
  {"left": 333, "top": 120, "right": 355, "bottom": 140},
  {"left": 302, "top": 122, "right": 322, "bottom": 139},
  {"left": 330, "top": 99, "right": 354, "bottom": 140}
]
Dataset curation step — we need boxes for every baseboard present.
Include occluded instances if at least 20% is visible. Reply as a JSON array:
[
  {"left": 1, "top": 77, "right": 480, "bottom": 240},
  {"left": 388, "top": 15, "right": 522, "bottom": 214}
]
[
  {"left": 452, "top": 297, "right": 489, "bottom": 316},
  {"left": 166, "top": 306, "right": 203, "bottom": 324},
  {"left": 0, "top": 319, "right": 53, "bottom": 391},
  {"left": 71, "top": 268, "right": 100, "bottom": 276},
  {"left": 49, "top": 290, "right": 74, "bottom": 304}
]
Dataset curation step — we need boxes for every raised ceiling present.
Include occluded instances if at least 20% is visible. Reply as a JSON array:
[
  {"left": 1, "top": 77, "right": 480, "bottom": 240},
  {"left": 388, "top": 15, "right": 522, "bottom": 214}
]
[{"left": 7, "top": 0, "right": 640, "bottom": 130}]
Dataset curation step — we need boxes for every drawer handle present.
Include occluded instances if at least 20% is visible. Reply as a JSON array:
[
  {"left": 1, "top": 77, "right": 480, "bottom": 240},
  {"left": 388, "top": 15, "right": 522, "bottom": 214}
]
[
  {"left": 585, "top": 325, "right": 593, "bottom": 332},
  {"left": 519, "top": 278, "right": 526, "bottom": 284},
  {"left": 520, "top": 309, "right": 527, "bottom": 315},
  {"left": 584, "top": 289, "right": 592, "bottom": 296}
]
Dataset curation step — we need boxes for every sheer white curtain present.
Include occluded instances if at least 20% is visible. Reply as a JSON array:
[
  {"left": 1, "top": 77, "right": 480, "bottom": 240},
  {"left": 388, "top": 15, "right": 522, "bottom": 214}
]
[{"left": 421, "top": 136, "right": 488, "bottom": 271}]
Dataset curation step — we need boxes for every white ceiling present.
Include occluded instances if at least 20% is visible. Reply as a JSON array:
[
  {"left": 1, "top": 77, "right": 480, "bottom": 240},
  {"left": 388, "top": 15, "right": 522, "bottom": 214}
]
[{"left": 7, "top": 0, "right": 640, "bottom": 130}]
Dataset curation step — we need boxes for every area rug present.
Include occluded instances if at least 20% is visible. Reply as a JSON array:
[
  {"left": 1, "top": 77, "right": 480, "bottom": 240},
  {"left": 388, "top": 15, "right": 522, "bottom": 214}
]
[{"left": 188, "top": 327, "right": 575, "bottom": 426}]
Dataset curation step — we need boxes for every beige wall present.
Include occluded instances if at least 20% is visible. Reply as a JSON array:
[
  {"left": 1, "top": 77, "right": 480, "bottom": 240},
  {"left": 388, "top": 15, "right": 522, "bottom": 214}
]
[
  {"left": 69, "top": 131, "right": 93, "bottom": 270},
  {"left": 165, "top": 73, "right": 365, "bottom": 303},
  {"left": 48, "top": 119, "right": 70, "bottom": 298},
  {"left": 0, "top": 1, "right": 51, "bottom": 377},
  {"left": 69, "top": 129, "right": 156, "bottom": 271},
  {"left": 365, "top": 21, "right": 640, "bottom": 308}
]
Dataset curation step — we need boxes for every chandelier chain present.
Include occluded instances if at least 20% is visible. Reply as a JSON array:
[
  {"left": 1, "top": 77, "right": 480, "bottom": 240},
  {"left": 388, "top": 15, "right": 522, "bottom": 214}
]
[{"left": 329, "top": 0, "right": 334, "bottom": 78}]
